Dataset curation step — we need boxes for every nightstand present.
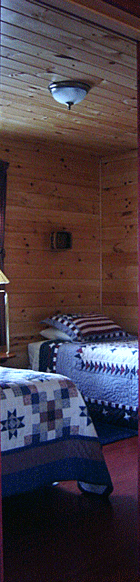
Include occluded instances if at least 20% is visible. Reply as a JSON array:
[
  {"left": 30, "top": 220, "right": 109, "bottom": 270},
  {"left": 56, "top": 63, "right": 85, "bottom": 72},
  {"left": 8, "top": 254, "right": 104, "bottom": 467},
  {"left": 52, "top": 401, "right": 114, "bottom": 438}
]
[{"left": 0, "top": 352, "right": 16, "bottom": 363}]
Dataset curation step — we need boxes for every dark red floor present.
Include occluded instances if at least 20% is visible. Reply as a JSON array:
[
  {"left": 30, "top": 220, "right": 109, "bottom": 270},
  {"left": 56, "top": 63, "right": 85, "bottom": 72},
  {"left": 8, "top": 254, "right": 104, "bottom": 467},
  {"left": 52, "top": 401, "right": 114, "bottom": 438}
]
[{"left": 2, "top": 437, "right": 138, "bottom": 582}]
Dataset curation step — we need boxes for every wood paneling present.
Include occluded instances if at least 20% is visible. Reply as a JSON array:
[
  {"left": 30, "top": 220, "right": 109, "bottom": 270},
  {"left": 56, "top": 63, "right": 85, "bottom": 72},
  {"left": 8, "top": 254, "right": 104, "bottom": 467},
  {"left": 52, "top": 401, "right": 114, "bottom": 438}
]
[
  {"left": 0, "top": 136, "right": 138, "bottom": 367},
  {"left": 0, "top": 135, "right": 100, "bottom": 366},
  {"left": 0, "top": 1, "right": 139, "bottom": 365},
  {"left": 1, "top": 0, "right": 137, "bottom": 154},
  {"left": 101, "top": 151, "right": 138, "bottom": 334}
]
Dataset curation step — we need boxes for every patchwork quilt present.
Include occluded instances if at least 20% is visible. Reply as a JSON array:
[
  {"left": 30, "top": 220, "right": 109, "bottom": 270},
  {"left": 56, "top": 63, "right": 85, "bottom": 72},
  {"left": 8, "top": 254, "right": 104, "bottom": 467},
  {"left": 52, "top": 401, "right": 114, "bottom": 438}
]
[
  {"left": 0, "top": 367, "right": 113, "bottom": 497},
  {"left": 30, "top": 337, "right": 139, "bottom": 430}
]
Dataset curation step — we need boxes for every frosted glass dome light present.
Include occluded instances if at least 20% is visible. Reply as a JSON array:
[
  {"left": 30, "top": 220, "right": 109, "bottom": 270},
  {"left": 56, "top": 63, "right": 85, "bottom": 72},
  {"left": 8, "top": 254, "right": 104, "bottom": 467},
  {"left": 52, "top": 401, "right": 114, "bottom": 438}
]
[{"left": 48, "top": 80, "right": 90, "bottom": 110}]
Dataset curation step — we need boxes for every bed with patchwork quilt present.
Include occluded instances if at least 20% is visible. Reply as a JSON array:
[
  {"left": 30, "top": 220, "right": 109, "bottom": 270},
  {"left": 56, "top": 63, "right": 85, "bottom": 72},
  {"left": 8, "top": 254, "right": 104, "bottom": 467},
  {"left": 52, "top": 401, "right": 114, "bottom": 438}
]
[
  {"left": 28, "top": 313, "right": 138, "bottom": 441},
  {"left": 0, "top": 366, "right": 113, "bottom": 497}
]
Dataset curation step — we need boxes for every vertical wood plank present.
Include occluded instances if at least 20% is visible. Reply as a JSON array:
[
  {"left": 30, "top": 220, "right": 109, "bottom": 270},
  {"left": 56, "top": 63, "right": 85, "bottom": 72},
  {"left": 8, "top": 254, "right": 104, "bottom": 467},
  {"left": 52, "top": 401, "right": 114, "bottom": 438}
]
[{"left": 137, "top": 40, "right": 140, "bottom": 578}]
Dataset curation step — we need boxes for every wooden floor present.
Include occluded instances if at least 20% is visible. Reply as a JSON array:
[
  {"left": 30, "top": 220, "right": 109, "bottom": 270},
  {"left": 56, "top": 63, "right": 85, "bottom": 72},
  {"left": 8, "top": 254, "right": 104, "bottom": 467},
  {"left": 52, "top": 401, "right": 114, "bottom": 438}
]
[{"left": 2, "top": 437, "right": 138, "bottom": 582}]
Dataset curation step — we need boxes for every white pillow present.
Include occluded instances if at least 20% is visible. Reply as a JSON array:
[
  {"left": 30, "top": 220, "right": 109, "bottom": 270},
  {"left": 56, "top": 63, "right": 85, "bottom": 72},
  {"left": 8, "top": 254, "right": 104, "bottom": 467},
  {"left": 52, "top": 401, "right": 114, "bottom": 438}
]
[{"left": 40, "top": 327, "right": 72, "bottom": 341}]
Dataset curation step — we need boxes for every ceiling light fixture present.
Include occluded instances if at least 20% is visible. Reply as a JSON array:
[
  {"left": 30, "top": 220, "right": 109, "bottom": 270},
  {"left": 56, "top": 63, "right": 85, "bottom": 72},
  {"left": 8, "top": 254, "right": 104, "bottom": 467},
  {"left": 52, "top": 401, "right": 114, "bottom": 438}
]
[{"left": 48, "top": 80, "right": 90, "bottom": 110}]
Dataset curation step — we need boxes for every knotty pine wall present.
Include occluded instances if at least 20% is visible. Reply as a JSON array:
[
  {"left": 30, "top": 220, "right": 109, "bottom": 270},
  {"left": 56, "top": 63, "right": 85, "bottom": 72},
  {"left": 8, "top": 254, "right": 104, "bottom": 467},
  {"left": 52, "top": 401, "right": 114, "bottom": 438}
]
[
  {"left": 0, "top": 137, "right": 138, "bottom": 367},
  {"left": 101, "top": 151, "right": 138, "bottom": 335},
  {"left": 0, "top": 135, "right": 101, "bottom": 367}
]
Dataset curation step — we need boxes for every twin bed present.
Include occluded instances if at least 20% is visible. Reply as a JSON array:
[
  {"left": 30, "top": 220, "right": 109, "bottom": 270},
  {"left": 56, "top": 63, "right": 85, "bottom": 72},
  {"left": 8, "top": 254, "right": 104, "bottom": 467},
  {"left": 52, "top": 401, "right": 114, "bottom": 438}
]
[
  {"left": 28, "top": 313, "right": 138, "bottom": 437},
  {"left": 1, "top": 366, "right": 113, "bottom": 498},
  {"left": 1, "top": 312, "right": 138, "bottom": 499}
]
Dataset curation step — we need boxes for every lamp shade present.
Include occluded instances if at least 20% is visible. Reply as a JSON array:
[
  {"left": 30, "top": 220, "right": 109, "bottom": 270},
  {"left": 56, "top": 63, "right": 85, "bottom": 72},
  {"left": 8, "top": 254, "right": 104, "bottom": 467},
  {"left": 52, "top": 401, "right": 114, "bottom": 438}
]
[
  {"left": 0, "top": 270, "right": 9, "bottom": 284},
  {"left": 48, "top": 81, "right": 90, "bottom": 110}
]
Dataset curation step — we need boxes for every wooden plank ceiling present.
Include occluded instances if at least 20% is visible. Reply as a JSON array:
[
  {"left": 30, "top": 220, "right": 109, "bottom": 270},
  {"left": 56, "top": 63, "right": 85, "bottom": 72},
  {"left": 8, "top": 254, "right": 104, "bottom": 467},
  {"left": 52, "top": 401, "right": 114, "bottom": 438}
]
[{"left": 1, "top": 0, "right": 138, "bottom": 154}]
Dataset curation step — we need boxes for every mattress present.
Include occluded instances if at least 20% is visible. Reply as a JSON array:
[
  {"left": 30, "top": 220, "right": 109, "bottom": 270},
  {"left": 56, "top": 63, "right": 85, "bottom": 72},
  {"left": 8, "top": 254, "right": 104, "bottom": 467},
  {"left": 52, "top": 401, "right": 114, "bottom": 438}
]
[{"left": 28, "top": 340, "right": 45, "bottom": 371}]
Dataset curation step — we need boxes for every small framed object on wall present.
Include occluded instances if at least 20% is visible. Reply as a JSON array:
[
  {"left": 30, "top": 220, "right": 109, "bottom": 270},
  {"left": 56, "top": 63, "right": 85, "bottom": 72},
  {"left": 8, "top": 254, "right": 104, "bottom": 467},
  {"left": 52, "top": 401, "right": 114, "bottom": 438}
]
[{"left": 50, "top": 231, "right": 72, "bottom": 250}]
